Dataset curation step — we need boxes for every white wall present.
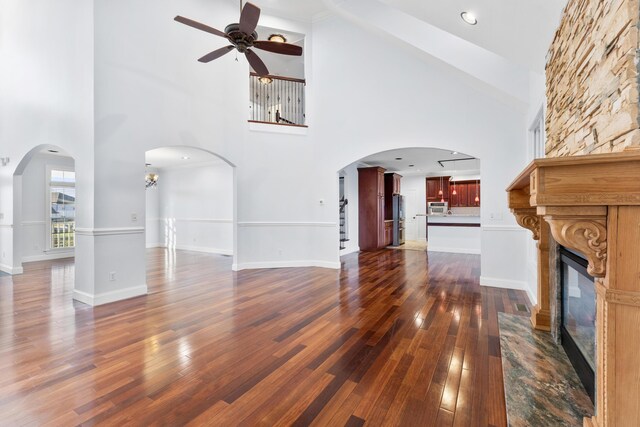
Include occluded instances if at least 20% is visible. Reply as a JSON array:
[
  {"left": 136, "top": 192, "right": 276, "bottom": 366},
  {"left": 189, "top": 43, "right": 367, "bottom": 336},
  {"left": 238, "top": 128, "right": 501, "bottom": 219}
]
[
  {"left": 145, "top": 167, "right": 161, "bottom": 248},
  {"left": 311, "top": 15, "right": 530, "bottom": 291},
  {"left": 146, "top": 161, "right": 233, "bottom": 255},
  {"left": 19, "top": 153, "right": 75, "bottom": 263},
  {"left": 0, "top": 0, "right": 93, "bottom": 275}
]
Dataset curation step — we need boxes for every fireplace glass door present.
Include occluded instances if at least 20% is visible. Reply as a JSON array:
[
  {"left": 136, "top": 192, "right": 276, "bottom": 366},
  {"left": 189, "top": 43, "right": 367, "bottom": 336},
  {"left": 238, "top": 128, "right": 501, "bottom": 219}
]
[{"left": 560, "top": 247, "right": 596, "bottom": 403}]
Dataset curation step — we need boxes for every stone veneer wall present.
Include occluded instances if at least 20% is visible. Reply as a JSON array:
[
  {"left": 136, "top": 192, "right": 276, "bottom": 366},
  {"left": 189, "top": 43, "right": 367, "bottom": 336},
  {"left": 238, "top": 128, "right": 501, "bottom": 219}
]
[{"left": 546, "top": 0, "right": 640, "bottom": 157}]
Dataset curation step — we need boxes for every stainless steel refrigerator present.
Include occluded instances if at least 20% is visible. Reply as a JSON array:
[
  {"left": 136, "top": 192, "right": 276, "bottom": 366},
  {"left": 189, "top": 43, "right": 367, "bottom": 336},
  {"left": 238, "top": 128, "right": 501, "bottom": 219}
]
[{"left": 392, "top": 194, "right": 405, "bottom": 246}]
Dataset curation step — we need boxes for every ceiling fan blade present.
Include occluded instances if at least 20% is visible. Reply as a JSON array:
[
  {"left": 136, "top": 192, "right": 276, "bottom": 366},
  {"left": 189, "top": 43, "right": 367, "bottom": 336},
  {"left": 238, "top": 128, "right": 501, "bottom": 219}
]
[
  {"left": 239, "top": 2, "right": 260, "bottom": 35},
  {"left": 174, "top": 16, "right": 228, "bottom": 39},
  {"left": 198, "top": 45, "right": 235, "bottom": 63},
  {"left": 245, "top": 49, "right": 269, "bottom": 76},
  {"left": 253, "top": 40, "right": 303, "bottom": 56}
]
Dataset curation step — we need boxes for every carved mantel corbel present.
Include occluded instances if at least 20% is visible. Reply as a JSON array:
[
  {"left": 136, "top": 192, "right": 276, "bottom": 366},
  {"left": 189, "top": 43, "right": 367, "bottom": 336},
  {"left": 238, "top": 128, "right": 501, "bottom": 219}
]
[
  {"left": 512, "top": 208, "right": 541, "bottom": 241},
  {"left": 538, "top": 206, "right": 607, "bottom": 277}
]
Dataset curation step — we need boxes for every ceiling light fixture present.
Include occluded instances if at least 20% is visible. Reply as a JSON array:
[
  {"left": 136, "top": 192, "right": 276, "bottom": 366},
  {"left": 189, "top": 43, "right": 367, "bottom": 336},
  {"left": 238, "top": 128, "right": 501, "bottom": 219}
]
[
  {"left": 258, "top": 76, "right": 273, "bottom": 84},
  {"left": 451, "top": 151, "right": 458, "bottom": 155},
  {"left": 182, "top": 156, "right": 190, "bottom": 160},
  {"left": 408, "top": 164, "right": 414, "bottom": 167},
  {"left": 460, "top": 12, "right": 477, "bottom": 25},
  {"left": 268, "top": 33, "right": 287, "bottom": 43},
  {"left": 395, "top": 157, "right": 403, "bottom": 160},
  {"left": 145, "top": 173, "right": 159, "bottom": 189},
  {"left": 48, "top": 149, "right": 59, "bottom": 153}
]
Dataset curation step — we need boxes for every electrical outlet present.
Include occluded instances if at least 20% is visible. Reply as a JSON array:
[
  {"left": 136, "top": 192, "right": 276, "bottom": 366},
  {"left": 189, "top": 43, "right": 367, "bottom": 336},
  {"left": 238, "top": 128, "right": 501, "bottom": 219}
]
[
  {"left": 109, "top": 271, "right": 116, "bottom": 281},
  {"left": 131, "top": 213, "right": 138, "bottom": 222}
]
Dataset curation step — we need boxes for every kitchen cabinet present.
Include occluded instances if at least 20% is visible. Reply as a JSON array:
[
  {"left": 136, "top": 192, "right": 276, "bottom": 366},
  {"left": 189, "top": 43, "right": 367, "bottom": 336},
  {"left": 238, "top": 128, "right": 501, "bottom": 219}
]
[
  {"left": 449, "top": 181, "right": 481, "bottom": 207},
  {"left": 358, "top": 167, "right": 387, "bottom": 250},
  {"left": 450, "top": 182, "right": 468, "bottom": 207},
  {"left": 384, "top": 221, "right": 393, "bottom": 246},
  {"left": 426, "top": 176, "right": 450, "bottom": 202}
]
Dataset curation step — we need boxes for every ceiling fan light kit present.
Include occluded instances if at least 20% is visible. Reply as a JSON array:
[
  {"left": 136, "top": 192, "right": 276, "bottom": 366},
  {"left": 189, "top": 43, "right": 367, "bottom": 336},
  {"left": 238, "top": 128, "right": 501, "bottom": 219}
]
[
  {"left": 268, "top": 33, "right": 287, "bottom": 43},
  {"left": 174, "top": 2, "right": 303, "bottom": 77}
]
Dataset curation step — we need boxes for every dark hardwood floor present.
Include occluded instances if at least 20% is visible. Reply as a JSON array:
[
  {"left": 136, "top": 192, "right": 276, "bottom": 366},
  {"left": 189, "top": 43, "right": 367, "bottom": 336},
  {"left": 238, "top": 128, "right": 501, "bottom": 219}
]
[{"left": 0, "top": 248, "right": 530, "bottom": 426}]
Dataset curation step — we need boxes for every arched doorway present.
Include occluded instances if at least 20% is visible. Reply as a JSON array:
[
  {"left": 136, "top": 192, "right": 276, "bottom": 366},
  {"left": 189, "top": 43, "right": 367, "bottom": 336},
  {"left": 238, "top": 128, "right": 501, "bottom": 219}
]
[
  {"left": 11, "top": 145, "right": 77, "bottom": 274},
  {"left": 337, "top": 147, "right": 481, "bottom": 256},
  {"left": 144, "top": 146, "right": 237, "bottom": 281}
]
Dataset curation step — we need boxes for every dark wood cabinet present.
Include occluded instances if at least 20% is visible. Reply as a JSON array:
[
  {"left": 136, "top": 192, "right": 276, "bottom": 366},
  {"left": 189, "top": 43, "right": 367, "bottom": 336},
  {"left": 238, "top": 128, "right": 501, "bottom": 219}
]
[
  {"left": 426, "top": 176, "right": 450, "bottom": 202},
  {"left": 426, "top": 178, "right": 481, "bottom": 208},
  {"left": 384, "top": 173, "right": 402, "bottom": 220},
  {"left": 469, "top": 181, "right": 480, "bottom": 206},
  {"left": 449, "top": 181, "right": 480, "bottom": 207},
  {"left": 359, "top": 167, "right": 387, "bottom": 251},
  {"left": 384, "top": 221, "right": 393, "bottom": 246},
  {"left": 450, "top": 182, "right": 469, "bottom": 207}
]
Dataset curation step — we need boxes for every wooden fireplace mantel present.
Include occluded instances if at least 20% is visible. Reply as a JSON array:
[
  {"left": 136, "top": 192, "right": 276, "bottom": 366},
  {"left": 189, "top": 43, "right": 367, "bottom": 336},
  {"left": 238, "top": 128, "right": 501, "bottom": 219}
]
[{"left": 507, "top": 150, "right": 640, "bottom": 427}]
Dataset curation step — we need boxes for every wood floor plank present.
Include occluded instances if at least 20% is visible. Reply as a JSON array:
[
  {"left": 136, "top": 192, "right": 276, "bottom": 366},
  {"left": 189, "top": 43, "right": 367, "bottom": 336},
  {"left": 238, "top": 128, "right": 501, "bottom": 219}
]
[{"left": 0, "top": 248, "right": 529, "bottom": 426}]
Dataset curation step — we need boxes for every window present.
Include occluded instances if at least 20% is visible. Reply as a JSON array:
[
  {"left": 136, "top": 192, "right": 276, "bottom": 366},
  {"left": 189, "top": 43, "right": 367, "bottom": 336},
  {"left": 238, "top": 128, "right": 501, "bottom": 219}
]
[
  {"left": 48, "top": 168, "right": 76, "bottom": 250},
  {"left": 529, "top": 106, "right": 545, "bottom": 160}
]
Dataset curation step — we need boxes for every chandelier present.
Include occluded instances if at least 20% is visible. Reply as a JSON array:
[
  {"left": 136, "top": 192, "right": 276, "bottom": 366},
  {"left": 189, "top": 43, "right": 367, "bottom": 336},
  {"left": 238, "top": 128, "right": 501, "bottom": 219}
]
[{"left": 145, "top": 172, "right": 159, "bottom": 189}]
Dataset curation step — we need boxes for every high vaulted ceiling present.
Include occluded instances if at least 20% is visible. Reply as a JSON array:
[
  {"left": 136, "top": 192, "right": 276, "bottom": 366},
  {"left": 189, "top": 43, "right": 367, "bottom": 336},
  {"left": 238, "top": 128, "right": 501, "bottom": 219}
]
[
  {"left": 379, "top": 0, "right": 567, "bottom": 72},
  {"left": 243, "top": 0, "right": 567, "bottom": 73}
]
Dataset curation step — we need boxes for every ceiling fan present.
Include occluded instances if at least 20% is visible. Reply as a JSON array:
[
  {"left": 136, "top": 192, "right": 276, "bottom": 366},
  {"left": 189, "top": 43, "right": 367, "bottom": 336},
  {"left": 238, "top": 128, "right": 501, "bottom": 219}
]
[{"left": 174, "top": 1, "right": 303, "bottom": 76}]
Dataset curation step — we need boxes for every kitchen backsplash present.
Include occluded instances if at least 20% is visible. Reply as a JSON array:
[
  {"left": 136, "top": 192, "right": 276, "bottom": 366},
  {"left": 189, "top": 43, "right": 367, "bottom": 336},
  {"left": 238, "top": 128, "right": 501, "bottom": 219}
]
[{"left": 450, "top": 207, "right": 480, "bottom": 216}]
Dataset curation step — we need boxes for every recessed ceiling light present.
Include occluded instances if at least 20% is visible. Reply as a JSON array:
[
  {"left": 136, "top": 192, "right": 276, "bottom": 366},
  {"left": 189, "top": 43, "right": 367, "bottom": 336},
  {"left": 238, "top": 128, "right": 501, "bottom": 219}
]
[
  {"left": 460, "top": 12, "right": 477, "bottom": 25},
  {"left": 408, "top": 164, "right": 415, "bottom": 167},
  {"left": 451, "top": 151, "right": 459, "bottom": 155},
  {"left": 182, "top": 156, "right": 190, "bottom": 160},
  {"left": 48, "top": 149, "right": 59, "bottom": 153},
  {"left": 395, "top": 157, "right": 403, "bottom": 160},
  {"left": 268, "top": 34, "right": 287, "bottom": 43}
]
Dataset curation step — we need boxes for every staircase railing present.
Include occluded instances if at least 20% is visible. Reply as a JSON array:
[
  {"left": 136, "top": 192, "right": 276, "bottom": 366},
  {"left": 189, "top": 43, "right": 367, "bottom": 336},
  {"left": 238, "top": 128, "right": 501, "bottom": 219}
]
[{"left": 249, "top": 73, "right": 306, "bottom": 126}]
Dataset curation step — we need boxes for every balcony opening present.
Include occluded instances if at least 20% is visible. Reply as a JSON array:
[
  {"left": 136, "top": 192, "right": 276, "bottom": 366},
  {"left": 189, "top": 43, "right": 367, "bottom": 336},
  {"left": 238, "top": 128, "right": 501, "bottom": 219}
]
[{"left": 248, "top": 25, "right": 306, "bottom": 128}]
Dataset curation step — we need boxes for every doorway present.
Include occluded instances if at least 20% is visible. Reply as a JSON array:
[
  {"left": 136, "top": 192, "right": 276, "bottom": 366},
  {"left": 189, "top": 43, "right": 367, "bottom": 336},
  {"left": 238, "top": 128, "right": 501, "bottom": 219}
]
[
  {"left": 13, "top": 146, "right": 76, "bottom": 270},
  {"left": 144, "top": 147, "right": 236, "bottom": 277}
]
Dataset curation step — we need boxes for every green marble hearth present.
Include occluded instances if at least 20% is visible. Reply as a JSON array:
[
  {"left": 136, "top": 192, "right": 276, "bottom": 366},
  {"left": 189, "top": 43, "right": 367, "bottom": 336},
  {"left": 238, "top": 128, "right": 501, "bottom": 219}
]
[{"left": 498, "top": 313, "right": 593, "bottom": 427}]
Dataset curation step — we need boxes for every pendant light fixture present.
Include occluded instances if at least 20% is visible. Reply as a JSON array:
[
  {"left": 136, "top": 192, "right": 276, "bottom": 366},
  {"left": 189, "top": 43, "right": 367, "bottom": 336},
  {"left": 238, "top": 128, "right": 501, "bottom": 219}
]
[
  {"left": 474, "top": 179, "right": 479, "bottom": 204},
  {"left": 438, "top": 176, "right": 443, "bottom": 196},
  {"left": 451, "top": 159, "right": 457, "bottom": 196}
]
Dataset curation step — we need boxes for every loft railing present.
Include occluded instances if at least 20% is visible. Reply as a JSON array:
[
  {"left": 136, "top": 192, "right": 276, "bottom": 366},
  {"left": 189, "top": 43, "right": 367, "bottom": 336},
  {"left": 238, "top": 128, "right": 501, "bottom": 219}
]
[{"left": 249, "top": 73, "right": 306, "bottom": 127}]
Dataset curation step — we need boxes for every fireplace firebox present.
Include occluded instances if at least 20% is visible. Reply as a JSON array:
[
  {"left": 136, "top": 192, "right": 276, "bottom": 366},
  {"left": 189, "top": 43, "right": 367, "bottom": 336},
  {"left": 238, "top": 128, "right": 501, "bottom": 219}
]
[{"left": 560, "top": 246, "right": 595, "bottom": 403}]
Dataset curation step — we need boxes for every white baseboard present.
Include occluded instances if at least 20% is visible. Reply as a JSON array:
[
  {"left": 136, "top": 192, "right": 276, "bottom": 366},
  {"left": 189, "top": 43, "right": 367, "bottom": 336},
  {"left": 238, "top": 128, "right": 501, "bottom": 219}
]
[
  {"left": 146, "top": 243, "right": 232, "bottom": 256},
  {"left": 427, "top": 247, "right": 481, "bottom": 255},
  {"left": 339, "top": 246, "right": 360, "bottom": 256},
  {"left": 232, "top": 260, "right": 341, "bottom": 271},
  {"left": 174, "top": 244, "right": 233, "bottom": 256},
  {"left": 22, "top": 251, "right": 74, "bottom": 263},
  {"left": 73, "top": 284, "right": 148, "bottom": 306},
  {"left": 0, "top": 264, "right": 23, "bottom": 275},
  {"left": 525, "top": 285, "right": 537, "bottom": 306},
  {"left": 480, "top": 276, "right": 527, "bottom": 291}
]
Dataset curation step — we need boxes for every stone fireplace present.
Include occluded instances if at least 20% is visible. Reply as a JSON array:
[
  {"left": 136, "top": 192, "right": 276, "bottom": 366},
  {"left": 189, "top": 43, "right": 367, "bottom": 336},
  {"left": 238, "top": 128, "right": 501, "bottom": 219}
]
[{"left": 506, "top": 0, "right": 640, "bottom": 424}]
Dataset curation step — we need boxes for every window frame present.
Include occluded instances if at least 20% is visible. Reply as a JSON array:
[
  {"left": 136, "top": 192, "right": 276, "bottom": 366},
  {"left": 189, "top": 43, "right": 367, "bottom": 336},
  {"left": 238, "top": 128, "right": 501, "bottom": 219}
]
[{"left": 45, "top": 164, "right": 76, "bottom": 252}]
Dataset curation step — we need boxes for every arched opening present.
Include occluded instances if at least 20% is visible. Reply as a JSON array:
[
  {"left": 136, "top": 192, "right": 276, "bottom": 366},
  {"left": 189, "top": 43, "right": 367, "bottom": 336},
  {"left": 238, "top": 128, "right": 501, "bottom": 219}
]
[
  {"left": 144, "top": 146, "right": 237, "bottom": 285},
  {"left": 337, "top": 147, "right": 481, "bottom": 256},
  {"left": 12, "top": 145, "right": 77, "bottom": 273}
]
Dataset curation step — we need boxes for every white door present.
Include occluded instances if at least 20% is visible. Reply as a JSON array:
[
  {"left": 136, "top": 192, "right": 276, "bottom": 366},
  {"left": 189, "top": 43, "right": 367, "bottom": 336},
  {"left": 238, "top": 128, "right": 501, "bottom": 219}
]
[{"left": 404, "top": 188, "right": 419, "bottom": 241}]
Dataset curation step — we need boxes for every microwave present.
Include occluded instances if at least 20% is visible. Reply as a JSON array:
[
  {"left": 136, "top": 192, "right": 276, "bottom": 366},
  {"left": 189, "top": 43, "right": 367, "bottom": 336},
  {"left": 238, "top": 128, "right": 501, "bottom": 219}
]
[{"left": 428, "top": 201, "right": 448, "bottom": 215}]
